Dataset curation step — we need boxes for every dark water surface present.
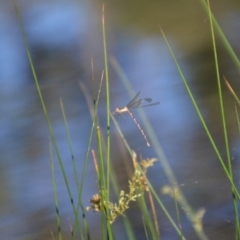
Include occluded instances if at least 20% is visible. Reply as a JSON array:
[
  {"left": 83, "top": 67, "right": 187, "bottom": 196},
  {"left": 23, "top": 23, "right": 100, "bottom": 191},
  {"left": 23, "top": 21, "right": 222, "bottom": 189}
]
[{"left": 0, "top": 1, "right": 240, "bottom": 239}]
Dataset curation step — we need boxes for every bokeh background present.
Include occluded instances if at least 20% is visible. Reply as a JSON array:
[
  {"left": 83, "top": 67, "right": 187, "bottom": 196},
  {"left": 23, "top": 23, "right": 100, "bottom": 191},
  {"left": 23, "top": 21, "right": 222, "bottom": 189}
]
[{"left": 0, "top": 0, "right": 240, "bottom": 239}]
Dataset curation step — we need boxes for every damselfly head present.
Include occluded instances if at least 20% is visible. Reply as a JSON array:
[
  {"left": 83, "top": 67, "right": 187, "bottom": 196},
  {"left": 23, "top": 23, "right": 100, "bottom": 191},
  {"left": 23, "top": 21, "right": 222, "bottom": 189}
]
[{"left": 113, "top": 107, "right": 120, "bottom": 114}]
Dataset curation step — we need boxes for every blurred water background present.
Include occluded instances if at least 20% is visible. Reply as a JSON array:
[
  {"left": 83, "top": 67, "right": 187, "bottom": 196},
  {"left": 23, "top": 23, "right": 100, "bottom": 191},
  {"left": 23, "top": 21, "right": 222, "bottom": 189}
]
[{"left": 0, "top": 0, "right": 240, "bottom": 239}]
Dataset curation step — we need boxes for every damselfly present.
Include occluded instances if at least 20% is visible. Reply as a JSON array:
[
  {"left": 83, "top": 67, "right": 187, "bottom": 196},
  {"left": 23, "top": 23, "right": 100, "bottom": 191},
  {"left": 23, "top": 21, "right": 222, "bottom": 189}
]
[{"left": 114, "top": 91, "right": 159, "bottom": 146}]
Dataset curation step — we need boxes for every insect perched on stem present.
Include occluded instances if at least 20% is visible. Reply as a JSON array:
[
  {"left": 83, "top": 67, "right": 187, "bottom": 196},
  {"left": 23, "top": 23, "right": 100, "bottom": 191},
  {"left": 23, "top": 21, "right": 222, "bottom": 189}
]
[{"left": 114, "top": 91, "right": 160, "bottom": 147}]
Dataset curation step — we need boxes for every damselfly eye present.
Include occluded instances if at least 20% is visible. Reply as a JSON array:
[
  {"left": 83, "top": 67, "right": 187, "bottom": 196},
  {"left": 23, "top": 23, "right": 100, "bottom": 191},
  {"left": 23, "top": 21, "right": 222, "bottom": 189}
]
[{"left": 145, "top": 98, "right": 152, "bottom": 103}]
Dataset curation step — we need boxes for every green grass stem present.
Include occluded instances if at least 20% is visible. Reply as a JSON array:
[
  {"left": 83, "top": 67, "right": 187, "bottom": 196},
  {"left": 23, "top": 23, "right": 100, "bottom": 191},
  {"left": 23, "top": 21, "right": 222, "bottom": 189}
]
[
  {"left": 206, "top": 1, "right": 240, "bottom": 237},
  {"left": 13, "top": 1, "right": 83, "bottom": 239},
  {"left": 160, "top": 28, "right": 240, "bottom": 201},
  {"left": 49, "top": 141, "right": 62, "bottom": 240},
  {"left": 199, "top": 0, "right": 240, "bottom": 72}
]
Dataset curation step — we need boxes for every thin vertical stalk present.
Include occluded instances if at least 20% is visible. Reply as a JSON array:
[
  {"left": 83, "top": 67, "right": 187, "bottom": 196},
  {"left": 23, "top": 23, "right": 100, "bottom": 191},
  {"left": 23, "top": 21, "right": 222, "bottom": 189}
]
[
  {"left": 49, "top": 141, "right": 62, "bottom": 240},
  {"left": 207, "top": 1, "right": 240, "bottom": 237},
  {"left": 13, "top": 2, "right": 83, "bottom": 239},
  {"left": 102, "top": 4, "right": 113, "bottom": 238}
]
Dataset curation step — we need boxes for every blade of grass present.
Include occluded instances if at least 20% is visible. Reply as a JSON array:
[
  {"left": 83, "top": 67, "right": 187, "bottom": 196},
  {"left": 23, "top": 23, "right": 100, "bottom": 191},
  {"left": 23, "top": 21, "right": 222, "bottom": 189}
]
[
  {"left": 147, "top": 190, "right": 160, "bottom": 238},
  {"left": 142, "top": 216, "right": 150, "bottom": 240},
  {"left": 59, "top": 97, "right": 80, "bottom": 187},
  {"left": 83, "top": 70, "right": 112, "bottom": 238},
  {"left": 136, "top": 158, "right": 160, "bottom": 240},
  {"left": 135, "top": 158, "right": 186, "bottom": 239},
  {"left": 160, "top": 27, "right": 240, "bottom": 201},
  {"left": 77, "top": 72, "right": 105, "bottom": 239},
  {"left": 172, "top": 187, "right": 184, "bottom": 240},
  {"left": 206, "top": 0, "right": 231, "bottom": 177},
  {"left": 233, "top": 104, "right": 240, "bottom": 239},
  {"left": 206, "top": 1, "right": 240, "bottom": 237},
  {"left": 102, "top": 3, "right": 111, "bottom": 189},
  {"left": 147, "top": 177, "right": 187, "bottom": 240},
  {"left": 105, "top": 114, "right": 137, "bottom": 238},
  {"left": 110, "top": 113, "right": 133, "bottom": 155},
  {"left": 13, "top": 2, "right": 83, "bottom": 239},
  {"left": 49, "top": 141, "right": 62, "bottom": 240},
  {"left": 224, "top": 77, "right": 240, "bottom": 107},
  {"left": 102, "top": 5, "right": 114, "bottom": 238},
  {"left": 101, "top": 3, "right": 112, "bottom": 235},
  {"left": 234, "top": 103, "right": 240, "bottom": 134},
  {"left": 225, "top": 79, "right": 240, "bottom": 238},
  {"left": 138, "top": 196, "right": 159, "bottom": 240},
  {"left": 199, "top": 0, "right": 240, "bottom": 72},
  {"left": 96, "top": 125, "right": 109, "bottom": 240}
]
